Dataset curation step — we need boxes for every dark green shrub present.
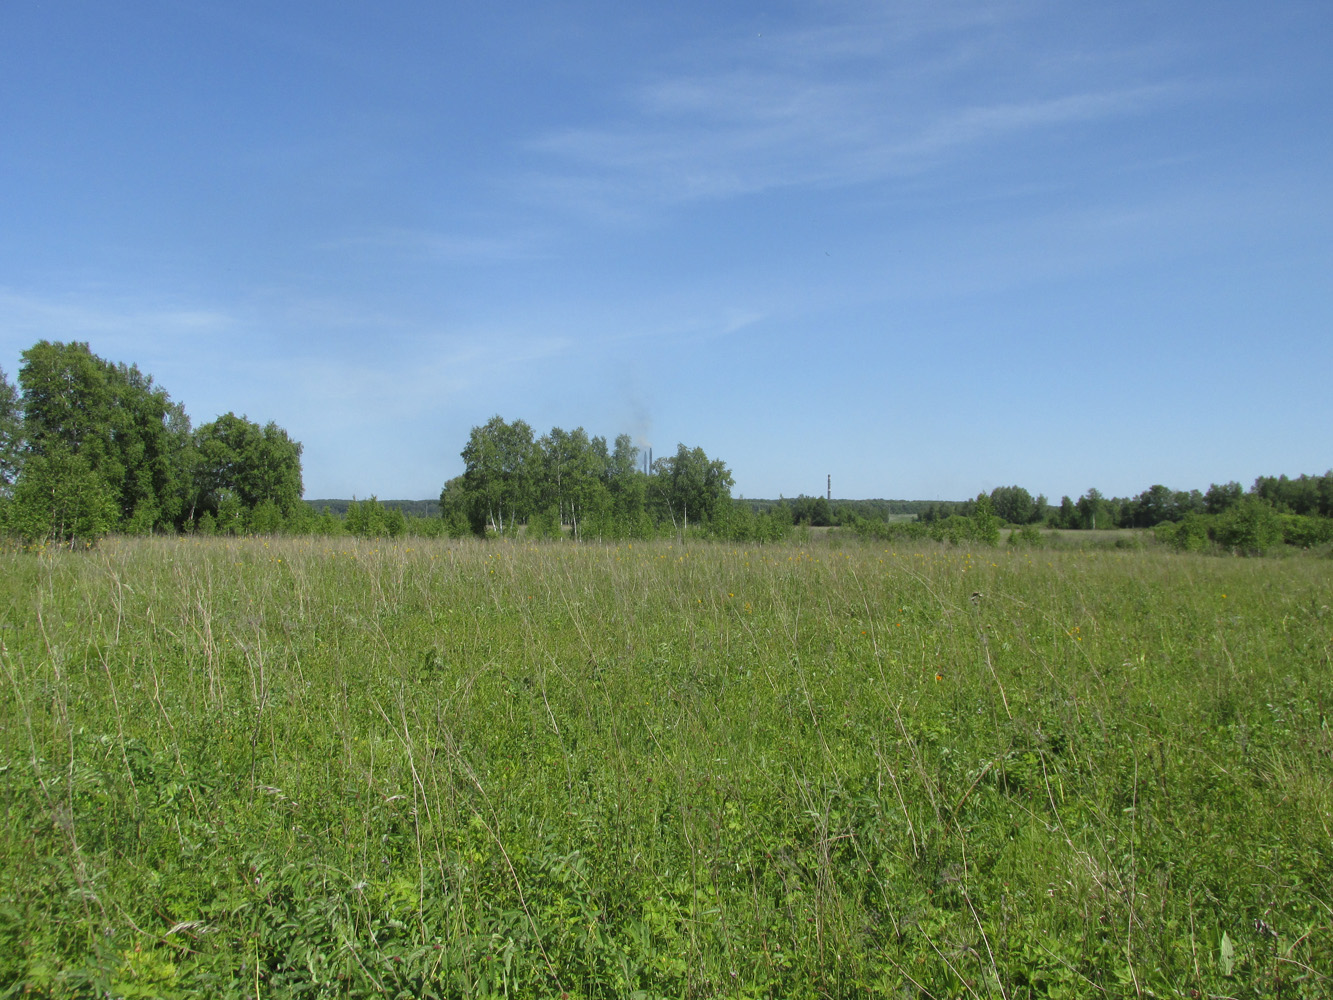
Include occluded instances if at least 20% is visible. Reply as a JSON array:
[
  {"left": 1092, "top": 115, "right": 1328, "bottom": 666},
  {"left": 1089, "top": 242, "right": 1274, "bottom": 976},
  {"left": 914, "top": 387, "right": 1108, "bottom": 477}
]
[
  {"left": 526, "top": 506, "right": 562, "bottom": 540},
  {"left": 1214, "top": 497, "right": 1284, "bottom": 555},
  {"left": 1281, "top": 513, "right": 1333, "bottom": 548},
  {"left": 1007, "top": 523, "right": 1043, "bottom": 547},
  {"left": 1160, "top": 513, "right": 1213, "bottom": 552}
]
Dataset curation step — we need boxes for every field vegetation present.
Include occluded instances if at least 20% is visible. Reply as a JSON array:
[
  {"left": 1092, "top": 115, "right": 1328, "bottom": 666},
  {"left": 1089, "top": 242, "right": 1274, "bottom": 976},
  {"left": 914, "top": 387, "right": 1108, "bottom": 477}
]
[{"left": 2, "top": 535, "right": 1330, "bottom": 998}]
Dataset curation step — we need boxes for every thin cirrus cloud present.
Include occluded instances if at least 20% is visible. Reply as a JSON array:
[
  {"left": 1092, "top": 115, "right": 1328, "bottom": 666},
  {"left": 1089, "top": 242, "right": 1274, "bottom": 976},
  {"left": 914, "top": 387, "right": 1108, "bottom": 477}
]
[
  {"left": 318, "top": 227, "right": 552, "bottom": 264},
  {"left": 0, "top": 289, "right": 233, "bottom": 363},
  {"left": 521, "top": 8, "right": 1188, "bottom": 217},
  {"left": 294, "top": 332, "right": 574, "bottom": 413},
  {"left": 530, "top": 78, "right": 1182, "bottom": 210}
]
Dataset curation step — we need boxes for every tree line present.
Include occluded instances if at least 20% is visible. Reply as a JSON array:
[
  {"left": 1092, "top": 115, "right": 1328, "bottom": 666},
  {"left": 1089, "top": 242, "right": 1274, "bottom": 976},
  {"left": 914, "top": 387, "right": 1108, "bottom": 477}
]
[
  {"left": 0, "top": 342, "right": 303, "bottom": 544},
  {"left": 847, "top": 478, "right": 1333, "bottom": 554},
  {"left": 0, "top": 342, "right": 779, "bottom": 545},
  {"left": 3, "top": 340, "right": 1328, "bottom": 553},
  {"left": 1043, "top": 476, "right": 1333, "bottom": 529},
  {"left": 1041, "top": 478, "right": 1333, "bottom": 553},
  {"left": 438, "top": 415, "right": 792, "bottom": 541}
]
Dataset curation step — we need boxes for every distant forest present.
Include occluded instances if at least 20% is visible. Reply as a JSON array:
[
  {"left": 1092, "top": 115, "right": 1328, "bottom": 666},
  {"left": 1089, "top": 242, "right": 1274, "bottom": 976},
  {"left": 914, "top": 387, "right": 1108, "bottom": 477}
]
[
  {"left": 308, "top": 499, "right": 441, "bottom": 519},
  {"left": 1, "top": 341, "right": 1329, "bottom": 554},
  {"left": 306, "top": 497, "right": 927, "bottom": 523}
]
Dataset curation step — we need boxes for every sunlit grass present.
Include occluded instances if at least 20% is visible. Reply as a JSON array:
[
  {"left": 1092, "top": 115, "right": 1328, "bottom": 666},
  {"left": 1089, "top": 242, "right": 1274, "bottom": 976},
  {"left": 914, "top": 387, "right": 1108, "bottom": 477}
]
[{"left": 1, "top": 535, "right": 1330, "bottom": 997}]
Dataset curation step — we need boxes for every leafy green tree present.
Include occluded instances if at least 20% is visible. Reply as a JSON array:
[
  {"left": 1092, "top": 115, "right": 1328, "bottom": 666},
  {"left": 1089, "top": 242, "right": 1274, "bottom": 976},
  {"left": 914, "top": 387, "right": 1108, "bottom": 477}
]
[
  {"left": 1128, "top": 484, "right": 1202, "bottom": 527},
  {"left": 460, "top": 416, "right": 536, "bottom": 535},
  {"left": 526, "top": 505, "right": 563, "bottom": 540},
  {"left": 438, "top": 477, "right": 473, "bottom": 538},
  {"left": 248, "top": 499, "right": 286, "bottom": 535},
  {"left": 163, "top": 400, "right": 197, "bottom": 523},
  {"left": 312, "top": 505, "right": 344, "bottom": 537},
  {"left": 599, "top": 435, "right": 651, "bottom": 538},
  {"left": 1204, "top": 481, "right": 1243, "bottom": 514},
  {"left": 1159, "top": 513, "right": 1212, "bottom": 552},
  {"left": 1075, "top": 488, "right": 1108, "bottom": 530},
  {"left": 537, "top": 426, "right": 609, "bottom": 539},
  {"left": 0, "top": 366, "right": 21, "bottom": 494},
  {"left": 215, "top": 489, "right": 246, "bottom": 535},
  {"left": 1171, "top": 489, "right": 1204, "bottom": 520},
  {"left": 1319, "top": 471, "right": 1333, "bottom": 519},
  {"left": 657, "top": 443, "right": 734, "bottom": 532},
  {"left": 918, "top": 501, "right": 968, "bottom": 524},
  {"left": 989, "top": 485, "right": 1040, "bottom": 525},
  {"left": 8, "top": 444, "right": 118, "bottom": 545},
  {"left": 1254, "top": 473, "right": 1325, "bottom": 516},
  {"left": 929, "top": 515, "right": 976, "bottom": 545},
  {"left": 345, "top": 498, "right": 370, "bottom": 536},
  {"left": 18, "top": 341, "right": 189, "bottom": 529},
  {"left": 446, "top": 421, "right": 741, "bottom": 540},
  {"left": 345, "top": 496, "right": 407, "bottom": 538},
  {"left": 192, "top": 412, "right": 303, "bottom": 523},
  {"left": 791, "top": 495, "right": 833, "bottom": 527},
  {"left": 405, "top": 513, "right": 445, "bottom": 538},
  {"left": 1281, "top": 513, "right": 1333, "bottom": 547},
  {"left": 607, "top": 434, "right": 639, "bottom": 481},
  {"left": 759, "top": 500, "right": 793, "bottom": 542},
  {"left": 1051, "top": 496, "right": 1077, "bottom": 528},
  {"left": 1214, "top": 497, "right": 1284, "bottom": 555},
  {"left": 283, "top": 499, "right": 315, "bottom": 535},
  {"left": 1128, "top": 485, "right": 1174, "bottom": 527},
  {"left": 970, "top": 493, "right": 1001, "bottom": 545},
  {"left": 715, "top": 499, "right": 755, "bottom": 540}
]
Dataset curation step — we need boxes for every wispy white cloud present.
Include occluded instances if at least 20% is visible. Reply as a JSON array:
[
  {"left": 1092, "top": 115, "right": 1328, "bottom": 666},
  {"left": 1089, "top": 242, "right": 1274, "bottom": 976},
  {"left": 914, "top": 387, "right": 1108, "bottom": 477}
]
[
  {"left": 0, "top": 288, "right": 232, "bottom": 342},
  {"left": 522, "top": 4, "right": 1191, "bottom": 215},
  {"left": 893, "top": 85, "right": 1176, "bottom": 162},
  {"left": 533, "top": 79, "right": 1179, "bottom": 206},
  {"left": 272, "top": 329, "right": 575, "bottom": 427},
  {"left": 318, "top": 227, "right": 551, "bottom": 263},
  {"left": 0, "top": 289, "right": 235, "bottom": 385}
]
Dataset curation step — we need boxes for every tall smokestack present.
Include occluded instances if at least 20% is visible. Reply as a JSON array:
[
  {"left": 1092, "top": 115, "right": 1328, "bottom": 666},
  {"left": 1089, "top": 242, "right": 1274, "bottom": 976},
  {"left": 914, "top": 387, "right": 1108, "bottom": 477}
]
[{"left": 827, "top": 474, "right": 831, "bottom": 501}]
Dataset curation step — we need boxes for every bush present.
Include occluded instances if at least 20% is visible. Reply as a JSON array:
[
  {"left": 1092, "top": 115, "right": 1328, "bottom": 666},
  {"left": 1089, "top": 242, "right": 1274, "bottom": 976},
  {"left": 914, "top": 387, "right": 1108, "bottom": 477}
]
[
  {"left": 8, "top": 446, "right": 117, "bottom": 545},
  {"left": 849, "top": 517, "right": 926, "bottom": 542},
  {"left": 969, "top": 493, "right": 1002, "bottom": 546},
  {"left": 345, "top": 496, "right": 405, "bottom": 538},
  {"left": 526, "top": 506, "right": 562, "bottom": 541},
  {"left": 1214, "top": 498, "right": 1284, "bottom": 555},
  {"left": 123, "top": 502, "right": 158, "bottom": 536},
  {"left": 310, "top": 507, "right": 343, "bottom": 536},
  {"left": 1281, "top": 514, "right": 1333, "bottom": 548},
  {"left": 440, "top": 508, "right": 470, "bottom": 539},
  {"left": 248, "top": 499, "right": 285, "bottom": 535},
  {"left": 1158, "top": 513, "right": 1213, "bottom": 552},
  {"left": 1007, "top": 523, "right": 1043, "bottom": 548}
]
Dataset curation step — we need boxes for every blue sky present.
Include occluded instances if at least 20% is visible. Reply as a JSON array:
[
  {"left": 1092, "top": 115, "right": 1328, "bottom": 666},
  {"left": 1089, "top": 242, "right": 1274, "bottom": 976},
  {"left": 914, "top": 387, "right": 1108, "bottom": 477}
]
[{"left": 2, "top": 1, "right": 1329, "bottom": 503}]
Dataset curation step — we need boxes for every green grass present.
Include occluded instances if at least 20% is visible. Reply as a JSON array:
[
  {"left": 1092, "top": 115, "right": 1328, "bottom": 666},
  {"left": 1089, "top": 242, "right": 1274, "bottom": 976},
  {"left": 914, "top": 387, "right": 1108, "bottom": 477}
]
[{"left": 1, "top": 536, "right": 1330, "bottom": 998}]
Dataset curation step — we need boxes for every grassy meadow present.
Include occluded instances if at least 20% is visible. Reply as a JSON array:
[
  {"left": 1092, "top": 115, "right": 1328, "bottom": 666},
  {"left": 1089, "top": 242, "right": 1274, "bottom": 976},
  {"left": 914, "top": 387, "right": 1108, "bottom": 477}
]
[{"left": 1, "top": 535, "right": 1330, "bottom": 998}]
